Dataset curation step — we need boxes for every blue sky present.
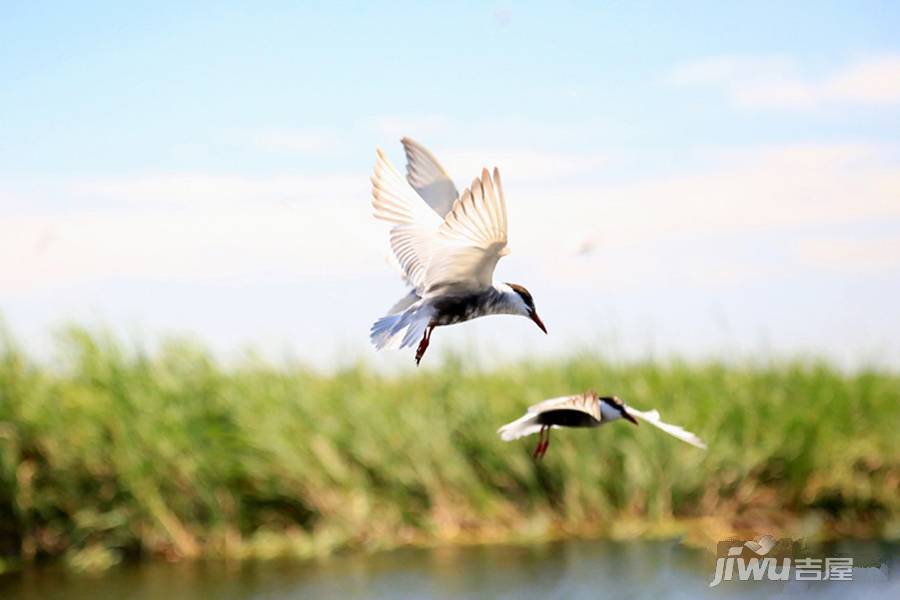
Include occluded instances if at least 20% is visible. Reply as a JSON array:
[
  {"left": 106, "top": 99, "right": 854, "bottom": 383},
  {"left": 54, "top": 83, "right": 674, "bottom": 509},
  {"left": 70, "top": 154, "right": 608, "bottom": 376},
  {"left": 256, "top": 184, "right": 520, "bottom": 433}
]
[{"left": 3, "top": 2, "right": 900, "bottom": 368}]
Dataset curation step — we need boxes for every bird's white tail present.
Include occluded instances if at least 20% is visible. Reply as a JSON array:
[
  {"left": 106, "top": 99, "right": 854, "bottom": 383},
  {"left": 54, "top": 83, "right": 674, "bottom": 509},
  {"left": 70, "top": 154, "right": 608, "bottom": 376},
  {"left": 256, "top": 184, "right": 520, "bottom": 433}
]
[
  {"left": 369, "top": 304, "right": 434, "bottom": 350},
  {"left": 623, "top": 406, "right": 707, "bottom": 449},
  {"left": 386, "top": 289, "right": 420, "bottom": 315},
  {"left": 497, "top": 413, "right": 544, "bottom": 441}
]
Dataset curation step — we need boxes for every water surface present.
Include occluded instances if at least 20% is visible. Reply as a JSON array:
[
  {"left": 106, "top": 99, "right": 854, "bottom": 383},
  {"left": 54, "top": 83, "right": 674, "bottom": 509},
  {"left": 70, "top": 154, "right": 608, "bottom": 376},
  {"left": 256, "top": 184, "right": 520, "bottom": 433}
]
[{"left": 2, "top": 540, "right": 896, "bottom": 599}]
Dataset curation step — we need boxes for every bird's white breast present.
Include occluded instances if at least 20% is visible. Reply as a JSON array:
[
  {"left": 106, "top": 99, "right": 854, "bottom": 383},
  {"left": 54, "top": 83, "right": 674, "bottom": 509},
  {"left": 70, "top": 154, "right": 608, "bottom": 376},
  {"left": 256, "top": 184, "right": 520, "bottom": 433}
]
[{"left": 599, "top": 401, "right": 624, "bottom": 422}]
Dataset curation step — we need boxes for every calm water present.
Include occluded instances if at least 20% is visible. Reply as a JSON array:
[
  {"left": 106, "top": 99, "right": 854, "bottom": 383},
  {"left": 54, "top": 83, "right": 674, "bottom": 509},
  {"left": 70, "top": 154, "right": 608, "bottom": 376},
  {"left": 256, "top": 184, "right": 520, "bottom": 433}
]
[{"left": 1, "top": 540, "right": 897, "bottom": 599}]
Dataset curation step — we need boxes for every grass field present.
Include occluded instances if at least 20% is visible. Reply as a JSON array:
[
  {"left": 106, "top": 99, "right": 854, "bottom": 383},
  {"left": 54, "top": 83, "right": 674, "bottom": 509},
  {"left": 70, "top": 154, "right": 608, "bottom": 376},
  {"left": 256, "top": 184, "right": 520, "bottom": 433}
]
[{"left": 0, "top": 326, "right": 897, "bottom": 572}]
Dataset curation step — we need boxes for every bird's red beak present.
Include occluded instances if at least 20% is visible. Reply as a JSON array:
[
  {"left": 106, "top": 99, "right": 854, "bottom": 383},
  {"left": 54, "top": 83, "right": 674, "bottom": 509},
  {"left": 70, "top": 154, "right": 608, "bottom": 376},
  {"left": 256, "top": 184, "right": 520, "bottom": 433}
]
[{"left": 530, "top": 311, "right": 548, "bottom": 334}]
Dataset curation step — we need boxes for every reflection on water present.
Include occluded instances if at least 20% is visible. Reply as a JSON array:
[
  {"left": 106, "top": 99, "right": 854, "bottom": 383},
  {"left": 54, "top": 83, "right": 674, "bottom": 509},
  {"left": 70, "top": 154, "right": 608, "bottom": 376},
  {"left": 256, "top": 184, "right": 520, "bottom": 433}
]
[{"left": 1, "top": 540, "right": 897, "bottom": 599}]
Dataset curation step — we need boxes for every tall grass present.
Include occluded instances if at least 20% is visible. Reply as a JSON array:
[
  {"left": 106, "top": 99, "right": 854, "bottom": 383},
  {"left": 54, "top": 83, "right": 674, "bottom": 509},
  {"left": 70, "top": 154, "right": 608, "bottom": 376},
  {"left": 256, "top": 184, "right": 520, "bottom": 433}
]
[{"left": 0, "top": 327, "right": 897, "bottom": 570}]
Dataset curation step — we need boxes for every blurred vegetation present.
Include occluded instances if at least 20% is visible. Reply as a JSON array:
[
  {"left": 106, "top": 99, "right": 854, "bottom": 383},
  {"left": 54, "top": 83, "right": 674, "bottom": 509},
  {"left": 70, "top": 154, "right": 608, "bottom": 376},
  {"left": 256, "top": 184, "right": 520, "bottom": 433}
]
[{"left": 0, "top": 326, "right": 897, "bottom": 572}]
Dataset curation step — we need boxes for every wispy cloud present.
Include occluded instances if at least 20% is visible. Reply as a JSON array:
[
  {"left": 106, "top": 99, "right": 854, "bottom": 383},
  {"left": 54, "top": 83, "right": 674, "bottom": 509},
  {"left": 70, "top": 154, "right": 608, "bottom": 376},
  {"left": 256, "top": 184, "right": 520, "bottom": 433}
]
[
  {"left": 509, "top": 142, "right": 900, "bottom": 286},
  {"left": 69, "top": 173, "right": 361, "bottom": 210},
  {"left": 797, "top": 236, "right": 900, "bottom": 272},
  {"left": 247, "top": 129, "right": 343, "bottom": 154},
  {"left": 365, "top": 131, "right": 607, "bottom": 191},
  {"left": 4, "top": 141, "right": 898, "bottom": 296},
  {"left": 437, "top": 148, "right": 607, "bottom": 184},
  {"left": 367, "top": 115, "right": 451, "bottom": 139},
  {"left": 669, "top": 54, "right": 900, "bottom": 110},
  {"left": 0, "top": 208, "right": 385, "bottom": 291},
  {"left": 0, "top": 172, "right": 377, "bottom": 291}
]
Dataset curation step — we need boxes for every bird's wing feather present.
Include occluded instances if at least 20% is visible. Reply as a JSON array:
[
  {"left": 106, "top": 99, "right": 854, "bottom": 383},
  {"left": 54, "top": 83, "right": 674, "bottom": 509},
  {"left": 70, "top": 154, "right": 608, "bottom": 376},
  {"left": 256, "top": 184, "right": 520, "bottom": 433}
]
[
  {"left": 497, "top": 412, "right": 543, "bottom": 441},
  {"left": 402, "top": 137, "right": 458, "bottom": 217},
  {"left": 423, "top": 168, "right": 510, "bottom": 295},
  {"left": 526, "top": 392, "right": 601, "bottom": 421},
  {"left": 623, "top": 406, "right": 707, "bottom": 449},
  {"left": 371, "top": 149, "right": 442, "bottom": 292},
  {"left": 372, "top": 149, "right": 442, "bottom": 228},
  {"left": 498, "top": 392, "right": 597, "bottom": 441},
  {"left": 388, "top": 225, "right": 435, "bottom": 293}
]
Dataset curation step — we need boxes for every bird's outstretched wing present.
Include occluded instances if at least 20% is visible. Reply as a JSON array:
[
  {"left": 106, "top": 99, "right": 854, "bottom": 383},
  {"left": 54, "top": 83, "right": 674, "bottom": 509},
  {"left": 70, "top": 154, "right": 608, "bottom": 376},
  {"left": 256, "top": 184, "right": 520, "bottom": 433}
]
[
  {"left": 372, "top": 148, "right": 511, "bottom": 296},
  {"left": 497, "top": 392, "right": 599, "bottom": 441},
  {"left": 526, "top": 392, "right": 601, "bottom": 421},
  {"left": 423, "top": 168, "right": 510, "bottom": 295},
  {"left": 402, "top": 137, "right": 458, "bottom": 217},
  {"left": 371, "top": 149, "right": 442, "bottom": 293},
  {"left": 623, "top": 406, "right": 707, "bottom": 449},
  {"left": 372, "top": 148, "right": 442, "bottom": 229}
]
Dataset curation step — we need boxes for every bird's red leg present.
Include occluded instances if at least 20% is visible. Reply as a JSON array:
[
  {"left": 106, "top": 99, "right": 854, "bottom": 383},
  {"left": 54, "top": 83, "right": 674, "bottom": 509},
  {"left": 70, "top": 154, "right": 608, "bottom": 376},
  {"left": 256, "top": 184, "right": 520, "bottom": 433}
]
[
  {"left": 415, "top": 325, "right": 434, "bottom": 366},
  {"left": 539, "top": 429, "right": 551, "bottom": 459},
  {"left": 532, "top": 425, "right": 548, "bottom": 460},
  {"left": 531, "top": 427, "right": 541, "bottom": 459}
]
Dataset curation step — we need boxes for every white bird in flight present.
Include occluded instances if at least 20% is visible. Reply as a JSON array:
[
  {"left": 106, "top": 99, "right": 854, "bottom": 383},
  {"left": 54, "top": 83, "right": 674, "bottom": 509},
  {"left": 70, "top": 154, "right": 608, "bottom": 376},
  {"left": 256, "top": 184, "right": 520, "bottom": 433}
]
[
  {"left": 498, "top": 391, "right": 707, "bottom": 459},
  {"left": 370, "top": 138, "right": 547, "bottom": 365}
]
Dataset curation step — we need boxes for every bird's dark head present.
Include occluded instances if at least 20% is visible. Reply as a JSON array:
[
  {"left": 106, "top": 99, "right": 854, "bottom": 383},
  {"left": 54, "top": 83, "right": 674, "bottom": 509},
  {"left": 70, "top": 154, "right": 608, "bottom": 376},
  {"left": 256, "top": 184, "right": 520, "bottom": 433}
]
[
  {"left": 600, "top": 395, "right": 638, "bottom": 425},
  {"left": 505, "top": 282, "right": 547, "bottom": 334}
]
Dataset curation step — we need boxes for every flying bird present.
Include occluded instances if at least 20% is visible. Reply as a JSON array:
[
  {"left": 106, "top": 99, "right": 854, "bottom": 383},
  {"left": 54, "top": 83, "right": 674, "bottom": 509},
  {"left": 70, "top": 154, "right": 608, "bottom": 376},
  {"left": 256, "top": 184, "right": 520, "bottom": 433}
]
[
  {"left": 498, "top": 391, "right": 707, "bottom": 459},
  {"left": 370, "top": 138, "right": 547, "bottom": 365}
]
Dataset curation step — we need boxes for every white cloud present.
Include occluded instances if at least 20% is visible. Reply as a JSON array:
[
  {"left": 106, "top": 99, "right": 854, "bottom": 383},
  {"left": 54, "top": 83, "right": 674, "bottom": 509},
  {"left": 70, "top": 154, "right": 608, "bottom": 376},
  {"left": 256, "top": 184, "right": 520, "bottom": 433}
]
[
  {"left": 248, "top": 129, "right": 343, "bottom": 154},
  {"left": 669, "top": 54, "right": 900, "bottom": 110},
  {"left": 369, "top": 136, "right": 607, "bottom": 188},
  {"left": 668, "top": 56, "right": 793, "bottom": 86},
  {"left": 365, "top": 115, "right": 613, "bottom": 188},
  {"left": 505, "top": 142, "right": 900, "bottom": 287},
  {"left": 825, "top": 56, "right": 900, "bottom": 104},
  {"left": 438, "top": 148, "right": 606, "bottom": 184},
  {"left": 367, "top": 115, "right": 451, "bottom": 138},
  {"left": 0, "top": 172, "right": 381, "bottom": 291},
  {"left": 796, "top": 237, "right": 900, "bottom": 272},
  {"left": 3, "top": 141, "right": 898, "bottom": 295},
  {"left": 4, "top": 137, "right": 900, "bottom": 369},
  {"left": 69, "top": 173, "right": 361, "bottom": 210},
  {"left": 0, "top": 208, "right": 386, "bottom": 291}
]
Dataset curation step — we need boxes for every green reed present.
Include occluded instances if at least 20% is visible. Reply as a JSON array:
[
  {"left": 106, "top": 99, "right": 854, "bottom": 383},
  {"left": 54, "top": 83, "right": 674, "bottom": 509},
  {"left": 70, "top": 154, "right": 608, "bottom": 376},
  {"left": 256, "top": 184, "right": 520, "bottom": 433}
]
[{"left": 0, "top": 327, "right": 896, "bottom": 571}]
